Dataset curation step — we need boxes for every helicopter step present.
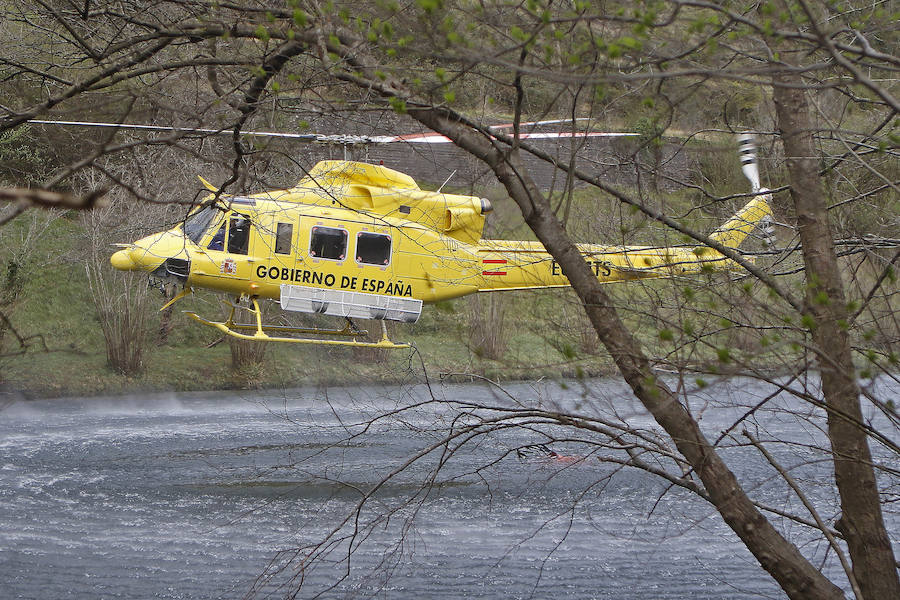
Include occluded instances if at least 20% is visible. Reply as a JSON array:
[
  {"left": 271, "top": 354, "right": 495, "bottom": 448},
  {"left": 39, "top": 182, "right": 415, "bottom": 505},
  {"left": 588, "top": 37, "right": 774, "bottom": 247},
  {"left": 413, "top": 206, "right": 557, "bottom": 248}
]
[{"left": 184, "top": 298, "right": 410, "bottom": 349}]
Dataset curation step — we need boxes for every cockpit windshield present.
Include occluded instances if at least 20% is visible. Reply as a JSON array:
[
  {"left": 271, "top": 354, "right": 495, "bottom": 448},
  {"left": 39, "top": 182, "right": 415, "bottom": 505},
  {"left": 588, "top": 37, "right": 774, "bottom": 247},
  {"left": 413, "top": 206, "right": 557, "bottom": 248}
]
[{"left": 182, "top": 205, "right": 220, "bottom": 244}]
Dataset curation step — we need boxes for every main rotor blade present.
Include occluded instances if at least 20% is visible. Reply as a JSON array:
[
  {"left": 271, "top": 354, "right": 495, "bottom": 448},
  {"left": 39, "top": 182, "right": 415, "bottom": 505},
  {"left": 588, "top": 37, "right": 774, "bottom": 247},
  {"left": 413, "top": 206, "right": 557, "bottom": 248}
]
[
  {"left": 28, "top": 119, "right": 638, "bottom": 145},
  {"left": 489, "top": 117, "right": 595, "bottom": 130},
  {"left": 388, "top": 130, "right": 639, "bottom": 143},
  {"left": 28, "top": 119, "right": 326, "bottom": 141}
]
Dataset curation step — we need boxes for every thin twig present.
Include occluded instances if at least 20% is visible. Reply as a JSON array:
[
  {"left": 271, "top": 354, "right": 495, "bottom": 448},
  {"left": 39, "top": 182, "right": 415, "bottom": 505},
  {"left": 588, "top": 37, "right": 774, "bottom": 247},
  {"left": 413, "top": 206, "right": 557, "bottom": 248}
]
[{"left": 743, "top": 429, "right": 862, "bottom": 600}]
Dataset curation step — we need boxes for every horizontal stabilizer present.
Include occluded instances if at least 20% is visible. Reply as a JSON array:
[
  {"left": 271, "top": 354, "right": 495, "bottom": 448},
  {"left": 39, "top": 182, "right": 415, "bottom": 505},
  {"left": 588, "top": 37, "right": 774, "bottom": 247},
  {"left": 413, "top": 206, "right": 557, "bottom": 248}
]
[{"left": 197, "top": 175, "right": 218, "bottom": 192}]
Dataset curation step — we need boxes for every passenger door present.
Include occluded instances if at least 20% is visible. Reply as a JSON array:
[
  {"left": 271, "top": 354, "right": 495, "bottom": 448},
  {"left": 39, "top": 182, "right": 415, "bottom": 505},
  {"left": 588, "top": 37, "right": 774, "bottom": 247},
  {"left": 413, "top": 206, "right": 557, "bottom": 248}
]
[
  {"left": 258, "top": 212, "right": 299, "bottom": 290},
  {"left": 199, "top": 211, "right": 256, "bottom": 289}
]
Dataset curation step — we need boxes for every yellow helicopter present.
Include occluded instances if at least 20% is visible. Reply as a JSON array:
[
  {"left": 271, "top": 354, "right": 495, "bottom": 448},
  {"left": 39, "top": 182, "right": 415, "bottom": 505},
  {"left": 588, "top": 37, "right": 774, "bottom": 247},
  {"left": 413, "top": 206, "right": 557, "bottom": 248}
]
[{"left": 108, "top": 135, "right": 772, "bottom": 349}]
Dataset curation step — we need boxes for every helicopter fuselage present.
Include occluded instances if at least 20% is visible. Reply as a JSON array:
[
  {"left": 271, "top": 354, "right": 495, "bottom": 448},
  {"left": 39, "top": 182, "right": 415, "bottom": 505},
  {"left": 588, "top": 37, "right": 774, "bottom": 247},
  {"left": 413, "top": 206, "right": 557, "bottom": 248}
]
[{"left": 110, "top": 160, "right": 769, "bottom": 331}]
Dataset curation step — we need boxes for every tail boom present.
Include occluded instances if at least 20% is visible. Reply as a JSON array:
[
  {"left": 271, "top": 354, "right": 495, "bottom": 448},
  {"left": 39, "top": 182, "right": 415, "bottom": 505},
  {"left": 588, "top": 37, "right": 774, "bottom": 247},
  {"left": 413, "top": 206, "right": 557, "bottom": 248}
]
[
  {"left": 474, "top": 242, "right": 719, "bottom": 292},
  {"left": 474, "top": 195, "right": 771, "bottom": 292}
]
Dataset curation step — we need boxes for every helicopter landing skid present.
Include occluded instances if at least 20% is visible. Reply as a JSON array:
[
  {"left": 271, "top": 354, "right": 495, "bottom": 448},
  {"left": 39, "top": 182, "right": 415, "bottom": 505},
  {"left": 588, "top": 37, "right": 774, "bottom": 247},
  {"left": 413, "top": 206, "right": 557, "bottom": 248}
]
[{"left": 183, "top": 297, "right": 410, "bottom": 349}]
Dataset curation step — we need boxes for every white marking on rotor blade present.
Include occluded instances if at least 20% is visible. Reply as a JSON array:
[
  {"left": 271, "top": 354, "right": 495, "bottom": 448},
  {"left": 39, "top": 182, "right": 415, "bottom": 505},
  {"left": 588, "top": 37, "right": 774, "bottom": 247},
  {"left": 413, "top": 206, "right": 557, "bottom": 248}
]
[
  {"left": 391, "top": 131, "right": 639, "bottom": 143},
  {"left": 393, "top": 134, "right": 453, "bottom": 143},
  {"left": 489, "top": 118, "right": 594, "bottom": 129},
  {"left": 28, "top": 119, "right": 639, "bottom": 145},
  {"left": 518, "top": 132, "right": 639, "bottom": 139}
]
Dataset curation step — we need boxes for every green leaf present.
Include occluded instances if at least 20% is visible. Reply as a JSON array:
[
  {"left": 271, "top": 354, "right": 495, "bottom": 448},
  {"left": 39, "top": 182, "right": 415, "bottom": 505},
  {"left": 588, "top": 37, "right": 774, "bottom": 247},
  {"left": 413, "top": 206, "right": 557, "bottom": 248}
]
[
  {"left": 389, "top": 97, "right": 407, "bottom": 114},
  {"left": 417, "top": 0, "right": 442, "bottom": 14},
  {"left": 717, "top": 347, "right": 731, "bottom": 363},
  {"left": 619, "top": 36, "right": 641, "bottom": 50}
]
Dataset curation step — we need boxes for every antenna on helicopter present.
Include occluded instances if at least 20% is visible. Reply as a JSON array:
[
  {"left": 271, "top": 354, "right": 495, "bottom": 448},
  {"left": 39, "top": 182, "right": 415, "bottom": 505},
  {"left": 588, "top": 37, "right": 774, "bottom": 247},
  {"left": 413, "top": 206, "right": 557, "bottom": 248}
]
[{"left": 737, "top": 133, "right": 776, "bottom": 247}]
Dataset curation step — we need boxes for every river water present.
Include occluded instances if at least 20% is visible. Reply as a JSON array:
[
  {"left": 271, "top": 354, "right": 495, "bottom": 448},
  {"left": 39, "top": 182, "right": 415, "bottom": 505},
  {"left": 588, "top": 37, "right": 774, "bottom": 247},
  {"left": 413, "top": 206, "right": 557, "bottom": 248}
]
[{"left": 1, "top": 377, "right": 897, "bottom": 599}]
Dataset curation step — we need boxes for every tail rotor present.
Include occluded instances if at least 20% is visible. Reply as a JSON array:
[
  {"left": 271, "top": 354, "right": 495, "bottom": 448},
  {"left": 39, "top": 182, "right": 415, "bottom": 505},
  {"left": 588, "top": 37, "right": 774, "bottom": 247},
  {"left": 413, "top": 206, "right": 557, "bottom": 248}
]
[
  {"left": 737, "top": 133, "right": 776, "bottom": 248},
  {"left": 737, "top": 133, "right": 761, "bottom": 194}
]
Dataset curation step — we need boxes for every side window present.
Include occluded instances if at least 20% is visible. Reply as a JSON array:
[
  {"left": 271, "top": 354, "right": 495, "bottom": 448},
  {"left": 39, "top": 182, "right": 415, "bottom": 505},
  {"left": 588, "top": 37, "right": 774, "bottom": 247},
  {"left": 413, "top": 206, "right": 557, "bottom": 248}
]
[
  {"left": 356, "top": 232, "right": 392, "bottom": 266},
  {"left": 207, "top": 222, "right": 226, "bottom": 251},
  {"left": 227, "top": 214, "right": 251, "bottom": 255},
  {"left": 309, "top": 226, "right": 347, "bottom": 261},
  {"left": 275, "top": 222, "right": 293, "bottom": 255}
]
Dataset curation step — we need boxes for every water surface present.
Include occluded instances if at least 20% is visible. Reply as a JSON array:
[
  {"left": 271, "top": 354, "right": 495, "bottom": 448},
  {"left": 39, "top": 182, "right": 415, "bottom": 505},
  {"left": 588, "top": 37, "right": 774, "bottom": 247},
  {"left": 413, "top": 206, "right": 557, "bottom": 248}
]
[{"left": 2, "top": 377, "right": 896, "bottom": 598}]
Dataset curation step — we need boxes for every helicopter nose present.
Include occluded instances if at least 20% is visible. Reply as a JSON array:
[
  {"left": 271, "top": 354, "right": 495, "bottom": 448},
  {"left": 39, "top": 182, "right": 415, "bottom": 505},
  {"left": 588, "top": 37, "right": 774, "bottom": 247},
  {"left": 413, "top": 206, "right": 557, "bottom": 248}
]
[{"left": 110, "top": 249, "right": 136, "bottom": 271}]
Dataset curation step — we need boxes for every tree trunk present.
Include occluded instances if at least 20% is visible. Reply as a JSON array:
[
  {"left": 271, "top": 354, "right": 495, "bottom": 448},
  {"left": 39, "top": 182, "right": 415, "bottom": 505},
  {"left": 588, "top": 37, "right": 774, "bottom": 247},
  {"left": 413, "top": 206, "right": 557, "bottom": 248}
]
[{"left": 772, "top": 69, "right": 900, "bottom": 600}]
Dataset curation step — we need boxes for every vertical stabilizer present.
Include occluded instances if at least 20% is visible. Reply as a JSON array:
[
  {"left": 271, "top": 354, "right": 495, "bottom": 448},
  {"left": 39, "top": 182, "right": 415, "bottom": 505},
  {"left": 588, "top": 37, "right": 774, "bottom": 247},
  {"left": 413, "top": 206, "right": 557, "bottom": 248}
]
[{"left": 707, "top": 195, "right": 773, "bottom": 250}]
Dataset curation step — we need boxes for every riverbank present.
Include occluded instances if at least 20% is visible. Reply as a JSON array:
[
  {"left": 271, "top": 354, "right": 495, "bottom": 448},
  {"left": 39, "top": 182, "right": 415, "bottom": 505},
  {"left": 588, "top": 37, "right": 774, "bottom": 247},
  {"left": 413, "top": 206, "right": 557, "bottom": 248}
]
[
  {"left": 1, "top": 317, "right": 620, "bottom": 400},
  {"left": 1, "top": 271, "right": 624, "bottom": 399}
]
